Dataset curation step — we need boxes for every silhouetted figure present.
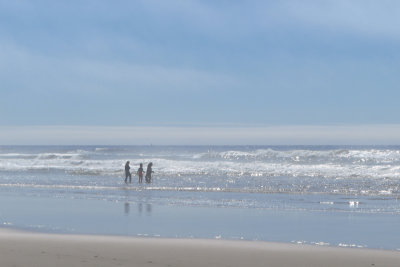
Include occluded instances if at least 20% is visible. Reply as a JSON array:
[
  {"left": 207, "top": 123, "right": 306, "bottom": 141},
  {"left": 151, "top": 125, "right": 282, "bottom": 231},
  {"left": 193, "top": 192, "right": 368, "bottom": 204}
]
[
  {"left": 137, "top": 163, "right": 144, "bottom": 183},
  {"left": 145, "top": 162, "right": 153, "bottom": 183},
  {"left": 124, "top": 161, "right": 131, "bottom": 183}
]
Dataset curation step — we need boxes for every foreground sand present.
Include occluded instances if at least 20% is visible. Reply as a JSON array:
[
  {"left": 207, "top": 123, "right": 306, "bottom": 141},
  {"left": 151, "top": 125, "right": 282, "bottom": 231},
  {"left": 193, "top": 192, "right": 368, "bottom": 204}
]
[{"left": 0, "top": 228, "right": 399, "bottom": 267}]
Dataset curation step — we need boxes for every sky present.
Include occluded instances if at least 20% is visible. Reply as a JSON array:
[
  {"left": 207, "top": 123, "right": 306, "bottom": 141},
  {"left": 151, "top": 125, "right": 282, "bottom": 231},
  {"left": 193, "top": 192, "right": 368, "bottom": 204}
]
[{"left": 1, "top": 0, "right": 400, "bottom": 145}]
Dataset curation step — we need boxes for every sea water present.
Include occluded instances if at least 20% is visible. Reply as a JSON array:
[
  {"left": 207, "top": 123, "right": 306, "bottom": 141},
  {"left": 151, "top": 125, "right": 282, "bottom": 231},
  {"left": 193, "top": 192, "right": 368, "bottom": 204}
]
[{"left": 0, "top": 145, "right": 399, "bottom": 250}]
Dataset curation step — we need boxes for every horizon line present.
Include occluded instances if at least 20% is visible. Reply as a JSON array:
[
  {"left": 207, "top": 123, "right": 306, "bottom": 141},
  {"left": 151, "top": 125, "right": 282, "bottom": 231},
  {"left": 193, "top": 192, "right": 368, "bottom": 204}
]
[{"left": 1, "top": 124, "right": 400, "bottom": 146}]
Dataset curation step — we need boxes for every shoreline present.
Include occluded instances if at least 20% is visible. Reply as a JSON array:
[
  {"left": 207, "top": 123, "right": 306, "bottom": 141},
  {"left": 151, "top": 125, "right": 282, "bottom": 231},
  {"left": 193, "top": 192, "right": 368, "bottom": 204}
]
[{"left": 1, "top": 228, "right": 399, "bottom": 267}]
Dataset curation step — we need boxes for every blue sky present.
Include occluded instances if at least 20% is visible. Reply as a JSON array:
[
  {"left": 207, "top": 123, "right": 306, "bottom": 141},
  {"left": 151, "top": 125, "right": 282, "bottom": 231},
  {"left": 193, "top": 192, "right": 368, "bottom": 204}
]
[{"left": 1, "top": 0, "right": 400, "bottom": 144}]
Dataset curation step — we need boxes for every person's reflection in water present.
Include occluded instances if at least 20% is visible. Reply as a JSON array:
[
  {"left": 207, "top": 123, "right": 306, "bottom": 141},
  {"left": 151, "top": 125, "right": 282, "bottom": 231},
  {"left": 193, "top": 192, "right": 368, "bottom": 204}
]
[
  {"left": 137, "top": 202, "right": 152, "bottom": 216},
  {"left": 124, "top": 202, "right": 130, "bottom": 215},
  {"left": 146, "top": 203, "right": 152, "bottom": 215},
  {"left": 137, "top": 189, "right": 153, "bottom": 216},
  {"left": 137, "top": 201, "right": 152, "bottom": 217},
  {"left": 138, "top": 202, "right": 143, "bottom": 215}
]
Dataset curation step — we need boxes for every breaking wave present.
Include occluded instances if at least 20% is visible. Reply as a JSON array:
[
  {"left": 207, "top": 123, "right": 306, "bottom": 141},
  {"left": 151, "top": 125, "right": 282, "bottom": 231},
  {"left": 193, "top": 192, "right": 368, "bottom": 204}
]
[{"left": 1, "top": 146, "right": 400, "bottom": 197}]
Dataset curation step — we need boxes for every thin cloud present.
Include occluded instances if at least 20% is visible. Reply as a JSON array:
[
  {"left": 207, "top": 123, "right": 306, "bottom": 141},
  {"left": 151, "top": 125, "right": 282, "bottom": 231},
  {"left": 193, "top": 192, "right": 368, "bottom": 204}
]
[
  {"left": 280, "top": 0, "right": 400, "bottom": 40},
  {"left": 0, "top": 40, "right": 236, "bottom": 94},
  {"left": 1, "top": 1, "right": 399, "bottom": 126}
]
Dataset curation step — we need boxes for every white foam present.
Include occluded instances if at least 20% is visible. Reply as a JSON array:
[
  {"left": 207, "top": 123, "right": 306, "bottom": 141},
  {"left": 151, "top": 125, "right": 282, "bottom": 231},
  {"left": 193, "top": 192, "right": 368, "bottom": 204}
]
[
  {"left": 1, "top": 147, "right": 400, "bottom": 197},
  {"left": 338, "top": 243, "right": 365, "bottom": 248},
  {"left": 320, "top": 201, "right": 334, "bottom": 205},
  {"left": 311, "top": 241, "right": 330, "bottom": 246},
  {"left": 349, "top": 201, "right": 359, "bottom": 207}
]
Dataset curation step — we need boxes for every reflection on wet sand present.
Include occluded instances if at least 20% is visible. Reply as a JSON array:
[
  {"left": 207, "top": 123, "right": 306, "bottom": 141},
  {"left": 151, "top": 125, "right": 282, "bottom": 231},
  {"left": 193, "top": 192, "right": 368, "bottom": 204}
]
[
  {"left": 124, "top": 202, "right": 130, "bottom": 215},
  {"left": 124, "top": 201, "right": 152, "bottom": 216},
  {"left": 123, "top": 190, "right": 152, "bottom": 216}
]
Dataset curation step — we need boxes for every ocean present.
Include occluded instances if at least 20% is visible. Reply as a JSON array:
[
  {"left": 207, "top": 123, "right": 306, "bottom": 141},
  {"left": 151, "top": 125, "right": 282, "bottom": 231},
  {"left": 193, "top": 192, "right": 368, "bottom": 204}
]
[{"left": 0, "top": 145, "right": 399, "bottom": 250}]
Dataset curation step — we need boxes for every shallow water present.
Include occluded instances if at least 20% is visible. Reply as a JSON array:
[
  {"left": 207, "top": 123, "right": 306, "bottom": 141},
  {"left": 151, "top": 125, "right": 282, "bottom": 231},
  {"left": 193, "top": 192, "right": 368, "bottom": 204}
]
[{"left": 0, "top": 145, "right": 399, "bottom": 250}]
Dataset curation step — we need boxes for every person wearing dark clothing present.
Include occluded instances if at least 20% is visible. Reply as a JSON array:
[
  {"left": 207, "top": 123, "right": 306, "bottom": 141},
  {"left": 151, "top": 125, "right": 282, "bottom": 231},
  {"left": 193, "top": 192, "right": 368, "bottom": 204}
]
[
  {"left": 145, "top": 162, "right": 153, "bottom": 183},
  {"left": 125, "top": 161, "right": 131, "bottom": 183},
  {"left": 137, "top": 163, "right": 144, "bottom": 183}
]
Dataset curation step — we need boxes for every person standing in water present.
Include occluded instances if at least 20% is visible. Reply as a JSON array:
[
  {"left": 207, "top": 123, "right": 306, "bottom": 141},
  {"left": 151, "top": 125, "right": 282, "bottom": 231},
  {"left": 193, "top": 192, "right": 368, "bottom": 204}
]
[
  {"left": 124, "top": 161, "right": 131, "bottom": 183},
  {"left": 137, "top": 163, "right": 144, "bottom": 183},
  {"left": 145, "top": 162, "right": 153, "bottom": 183}
]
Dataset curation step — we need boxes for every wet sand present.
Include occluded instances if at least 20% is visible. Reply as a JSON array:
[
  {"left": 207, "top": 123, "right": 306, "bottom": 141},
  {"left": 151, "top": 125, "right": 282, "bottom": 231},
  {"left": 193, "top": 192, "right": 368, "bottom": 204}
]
[{"left": 0, "top": 228, "right": 399, "bottom": 267}]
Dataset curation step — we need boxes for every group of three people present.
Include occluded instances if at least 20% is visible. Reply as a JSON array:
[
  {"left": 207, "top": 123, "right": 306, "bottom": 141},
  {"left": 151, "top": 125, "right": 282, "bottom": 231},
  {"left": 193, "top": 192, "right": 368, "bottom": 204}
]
[{"left": 125, "top": 161, "right": 153, "bottom": 184}]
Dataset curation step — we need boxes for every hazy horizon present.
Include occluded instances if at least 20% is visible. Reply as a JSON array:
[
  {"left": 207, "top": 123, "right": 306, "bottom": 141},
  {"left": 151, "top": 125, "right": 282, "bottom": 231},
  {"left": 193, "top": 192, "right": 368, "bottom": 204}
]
[{"left": 2, "top": 124, "right": 400, "bottom": 145}]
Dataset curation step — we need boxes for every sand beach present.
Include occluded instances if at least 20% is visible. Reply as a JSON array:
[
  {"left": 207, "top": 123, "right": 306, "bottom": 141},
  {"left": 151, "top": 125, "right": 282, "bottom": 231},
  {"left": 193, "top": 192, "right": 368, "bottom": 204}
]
[{"left": 1, "top": 228, "right": 399, "bottom": 267}]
